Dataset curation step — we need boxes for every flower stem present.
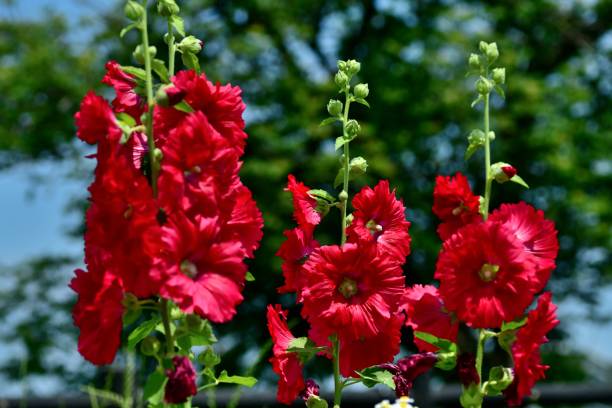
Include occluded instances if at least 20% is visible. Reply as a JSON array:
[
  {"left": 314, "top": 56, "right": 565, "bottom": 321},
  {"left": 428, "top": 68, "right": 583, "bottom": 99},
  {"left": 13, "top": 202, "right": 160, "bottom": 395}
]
[
  {"left": 332, "top": 336, "right": 343, "bottom": 408},
  {"left": 140, "top": 0, "right": 158, "bottom": 197},
  {"left": 475, "top": 329, "right": 485, "bottom": 384},
  {"left": 482, "top": 72, "right": 492, "bottom": 220},
  {"left": 167, "top": 19, "right": 176, "bottom": 77},
  {"left": 340, "top": 89, "right": 352, "bottom": 245},
  {"left": 160, "top": 298, "right": 174, "bottom": 355}
]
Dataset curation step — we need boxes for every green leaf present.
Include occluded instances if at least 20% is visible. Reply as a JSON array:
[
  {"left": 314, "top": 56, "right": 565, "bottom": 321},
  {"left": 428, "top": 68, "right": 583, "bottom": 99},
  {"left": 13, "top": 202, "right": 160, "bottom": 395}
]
[
  {"left": 483, "top": 366, "right": 513, "bottom": 396},
  {"left": 217, "top": 371, "right": 257, "bottom": 387},
  {"left": 333, "top": 168, "right": 345, "bottom": 188},
  {"left": 414, "top": 331, "right": 457, "bottom": 353},
  {"left": 501, "top": 317, "right": 527, "bottom": 332},
  {"left": 116, "top": 112, "right": 137, "bottom": 128},
  {"left": 286, "top": 337, "right": 327, "bottom": 363},
  {"left": 308, "top": 189, "right": 335, "bottom": 204},
  {"left": 120, "top": 65, "right": 147, "bottom": 81},
  {"left": 181, "top": 52, "right": 200, "bottom": 73},
  {"left": 319, "top": 117, "right": 339, "bottom": 127},
  {"left": 245, "top": 271, "right": 255, "bottom": 281},
  {"left": 128, "top": 317, "right": 160, "bottom": 350},
  {"left": 353, "top": 98, "right": 370, "bottom": 108},
  {"left": 335, "top": 136, "right": 348, "bottom": 150},
  {"left": 120, "top": 22, "right": 140, "bottom": 38},
  {"left": 143, "top": 371, "right": 167, "bottom": 403},
  {"left": 465, "top": 143, "right": 480, "bottom": 161},
  {"left": 174, "top": 100, "right": 194, "bottom": 113},
  {"left": 357, "top": 366, "right": 395, "bottom": 389},
  {"left": 122, "top": 308, "right": 141, "bottom": 326},
  {"left": 510, "top": 175, "right": 529, "bottom": 188},
  {"left": 170, "top": 15, "right": 185, "bottom": 37},
  {"left": 198, "top": 347, "right": 221, "bottom": 368},
  {"left": 151, "top": 58, "right": 170, "bottom": 83}
]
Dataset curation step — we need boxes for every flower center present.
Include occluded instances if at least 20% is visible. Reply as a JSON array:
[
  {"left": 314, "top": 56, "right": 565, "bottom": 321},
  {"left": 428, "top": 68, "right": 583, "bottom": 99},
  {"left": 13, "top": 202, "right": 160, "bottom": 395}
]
[
  {"left": 180, "top": 259, "right": 198, "bottom": 279},
  {"left": 452, "top": 203, "right": 466, "bottom": 216},
  {"left": 338, "top": 277, "right": 358, "bottom": 299},
  {"left": 479, "top": 263, "right": 499, "bottom": 282},
  {"left": 123, "top": 205, "right": 133, "bottom": 219},
  {"left": 366, "top": 219, "right": 383, "bottom": 237}
]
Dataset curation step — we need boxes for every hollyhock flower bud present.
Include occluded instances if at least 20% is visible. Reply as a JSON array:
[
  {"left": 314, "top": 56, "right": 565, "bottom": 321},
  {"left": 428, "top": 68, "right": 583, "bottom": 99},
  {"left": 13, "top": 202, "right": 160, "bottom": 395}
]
[
  {"left": 346, "top": 119, "right": 360, "bottom": 137},
  {"left": 157, "top": 0, "right": 180, "bottom": 16},
  {"left": 345, "top": 59, "right": 361, "bottom": 76},
  {"left": 485, "top": 42, "right": 499, "bottom": 62},
  {"left": 327, "top": 99, "right": 343, "bottom": 116},
  {"left": 335, "top": 71, "right": 349, "bottom": 89},
  {"left": 491, "top": 162, "right": 517, "bottom": 183},
  {"left": 468, "top": 53, "right": 480, "bottom": 69},
  {"left": 156, "top": 85, "right": 186, "bottom": 107},
  {"left": 140, "top": 337, "right": 161, "bottom": 356},
  {"left": 493, "top": 67, "right": 506, "bottom": 84},
  {"left": 124, "top": 0, "right": 144, "bottom": 21},
  {"left": 457, "top": 353, "right": 480, "bottom": 387},
  {"left": 164, "top": 356, "right": 198, "bottom": 404},
  {"left": 476, "top": 77, "right": 493, "bottom": 95},
  {"left": 380, "top": 353, "right": 437, "bottom": 397},
  {"left": 178, "top": 36, "right": 203, "bottom": 54},
  {"left": 354, "top": 83, "right": 369, "bottom": 99},
  {"left": 133, "top": 45, "right": 157, "bottom": 65}
]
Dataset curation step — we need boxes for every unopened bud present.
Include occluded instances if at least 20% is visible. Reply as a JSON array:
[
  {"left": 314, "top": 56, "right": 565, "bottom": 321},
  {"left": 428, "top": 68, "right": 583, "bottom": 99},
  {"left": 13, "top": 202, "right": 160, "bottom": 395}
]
[
  {"left": 354, "top": 83, "right": 369, "bottom": 99},
  {"left": 133, "top": 45, "right": 157, "bottom": 65},
  {"left": 349, "top": 156, "right": 368, "bottom": 173},
  {"left": 491, "top": 162, "right": 517, "bottom": 183},
  {"left": 486, "top": 42, "right": 499, "bottom": 62},
  {"left": 492, "top": 67, "right": 505, "bottom": 84},
  {"left": 476, "top": 78, "right": 493, "bottom": 95},
  {"left": 479, "top": 41, "right": 488, "bottom": 54},
  {"left": 141, "top": 337, "right": 161, "bottom": 356},
  {"left": 468, "top": 129, "right": 486, "bottom": 146},
  {"left": 157, "top": 0, "right": 180, "bottom": 17},
  {"left": 178, "top": 36, "right": 203, "bottom": 54},
  {"left": 339, "top": 191, "right": 348, "bottom": 202},
  {"left": 156, "top": 85, "right": 186, "bottom": 107},
  {"left": 334, "top": 71, "right": 349, "bottom": 89},
  {"left": 468, "top": 53, "right": 480, "bottom": 69},
  {"left": 345, "top": 119, "right": 360, "bottom": 137},
  {"left": 345, "top": 59, "right": 361, "bottom": 76},
  {"left": 125, "top": 0, "right": 144, "bottom": 21},
  {"left": 327, "top": 99, "right": 343, "bottom": 116}
]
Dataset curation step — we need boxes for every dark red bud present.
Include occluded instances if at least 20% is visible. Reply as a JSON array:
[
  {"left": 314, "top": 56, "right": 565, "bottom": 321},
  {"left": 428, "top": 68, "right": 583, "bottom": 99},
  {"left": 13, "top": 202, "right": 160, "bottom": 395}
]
[
  {"left": 501, "top": 165, "right": 517, "bottom": 179},
  {"left": 457, "top": 353, "right": 480, "bottom": 387}
]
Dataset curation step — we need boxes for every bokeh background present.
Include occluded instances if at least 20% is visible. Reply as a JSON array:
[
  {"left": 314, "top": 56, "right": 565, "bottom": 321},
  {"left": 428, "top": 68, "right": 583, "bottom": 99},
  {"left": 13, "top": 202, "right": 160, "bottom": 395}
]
[{"left": 1, "top": 0, "right": 611, "bottom": 406}]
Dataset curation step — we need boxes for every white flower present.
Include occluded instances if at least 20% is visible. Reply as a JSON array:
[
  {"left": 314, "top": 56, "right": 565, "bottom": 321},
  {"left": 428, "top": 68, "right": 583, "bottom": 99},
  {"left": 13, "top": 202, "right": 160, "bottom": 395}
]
[{"left": 375, "top": 396, "right": 418, "bottom": 408}]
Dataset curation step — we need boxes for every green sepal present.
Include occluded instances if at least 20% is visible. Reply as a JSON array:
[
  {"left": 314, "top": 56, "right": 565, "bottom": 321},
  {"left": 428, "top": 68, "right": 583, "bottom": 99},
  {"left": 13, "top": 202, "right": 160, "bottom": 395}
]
[
  {"left": 320, "top": 117, "right": 340, "bottom": 127},
  {"left": 353, "top": 98, "right": 370, "bottom": 108},
  {"left": 357, "top": 366, "right": 395, "bottom": 390},
  {"left": 460, "top": 383, "right": 483, "bottom": 408},
  {"left": 335, "top": 136, "right": 348, "bottom": 150},
  {"left": 198, "top": 347, "right": 221, "bottom": 368},
  {"left": 216, "top": 370, "right": 257, "bottom": 387},
  {"left": 471, "top": 95, "right": 483, "bottom": 108},
  {"left": 306, "top": 395, "right": 329, "bottom": 408},
  {"left": 333, "top": 167, "right": 345, "bottom": 188},
  {"left": 122, "top": 308, "right": 141, "bottom": 326},
  {"left": 308, "top": 189, "right": 335, "bottom": 204},
  {"left": 286, "top": 337, "right": 327, "bottom": 363},
  {"left": 152, "top": 58, "right": 170, "bottom": 83},
  {"left": 245, "top": 271, "right": 255, "bottom": 281},
  {"left": 120, "top": 65, "right": 147, "bottom": 81},
  {"left": 127, "top": 316, "right": 161, "bottom": 350},
  {"left": 494, "top": 84, "right": 505, "bottom": 99},
  {"left": 511, "top": 174, "right": 529, "bottom": 188},
  {"left": 143, "top": 370, "right": 167, "bottom": 403},
  {"left": 175, "top": 100, "right": 194, "bottom": 113},
  {"left": 501, "top": 317, "right": 527, "bottom": 332},
  {"left": 414, "top": 331, "right": 458, "bottom": 353},
  {"left": 181, "top": 52, "right": 200, "bottom": 74},
  {"left": 169, "top": 15, "right": 185, "bottom": 37},
  {"left": 483, "top": 366, "right": 514, "bottom": 396},
  {"left": 120, "top": 22, "right": 141, "bottom": 38}
]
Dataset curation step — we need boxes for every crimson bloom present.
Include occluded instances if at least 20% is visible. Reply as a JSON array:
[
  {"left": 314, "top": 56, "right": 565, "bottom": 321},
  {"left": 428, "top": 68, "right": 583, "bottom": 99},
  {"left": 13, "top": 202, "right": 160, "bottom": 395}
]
[
  {"left": 380, "top": 353, "right": 438, "bottom": 397},
  {"left": 276, "top": 227, "right": 320, "bottom": 294},
  {"left": 399, "top": 285, "right": 458, "bottom": 352},
  {"left": 164, "top": 356, "right": 198, "bottom": 404},
  {"left": 74, "top": 91, "right": 119, "bottom": 145},
  {"left": 69, "top": 268, "right": 124, "bottom": 365},
  {"left": 102, "top": 60, "right": 144, "bottom": 119},
  {"left": 489, "top": 202, "right": 558, "bottom": 291},
  {"left": 285, "top": 175, "right": 321, "bottom": 231},
  {"left": 435, "top": 221, "right": 539, "bottom": 328},
  {"left": 432, "top": 172, "right": 481, "bottom": 240},
  {"left": 505, "top": 292, "right": 559, "bottom": 406},
  {"left": 347, "top": 180, "right": 411, "bottom": 263},
  {"left": 267, "top": 305, "right": 305, "bottom": 405},
  {"left": 300, "top": 242, "right": 405, "bottom": 340}
]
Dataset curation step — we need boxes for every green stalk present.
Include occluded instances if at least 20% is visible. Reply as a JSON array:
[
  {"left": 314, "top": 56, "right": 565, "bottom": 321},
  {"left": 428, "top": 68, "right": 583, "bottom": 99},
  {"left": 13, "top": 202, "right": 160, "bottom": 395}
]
[
  {"left": 340, "top": 89, "right": 352, "bottom": 245},
  {"left": 482, "top": 71, "right": 492, "bottom": 220},
  {"left": 167, "top": 19, "right": 176, "bottom": 77},
  {"left": 140, "top": 0, "right": 158, "bottom": 196},
  {"left": 475, "top": 329, "right": 485, "bottom": 385},
  {"left": 332, "top": 336, "right": 343, "bottom": 408},
  {"left": 160, "top": 298, "right": 174, "bottom": 355}
]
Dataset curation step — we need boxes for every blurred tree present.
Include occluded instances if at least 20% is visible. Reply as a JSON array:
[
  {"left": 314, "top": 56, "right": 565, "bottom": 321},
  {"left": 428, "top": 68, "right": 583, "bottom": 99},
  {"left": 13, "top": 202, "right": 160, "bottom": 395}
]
[{"left": 0, "top": 0, "right": 610, "bottom": 398}]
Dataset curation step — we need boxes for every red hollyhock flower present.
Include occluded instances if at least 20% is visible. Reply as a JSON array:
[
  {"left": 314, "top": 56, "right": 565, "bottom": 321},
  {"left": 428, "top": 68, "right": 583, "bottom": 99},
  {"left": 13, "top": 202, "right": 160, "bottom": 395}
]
[
  {"left": 75, "top": 92, "right": 120, "bottom": 145},
  {"left": 489, "top": 202, "right": 558, "bottom": 291},
  {"left": 399, "top": 285, "right": 458, "bottom": 352},
  {"left": 102, "top": 60, "right": 144, "bottom": 119},
  {"left": 299, "top": 379, "right": 320, "bottom": 401},
  {"left": 157, "top": 70, "right": 248, "bottom": 154},
  {"left": 157, "top": 214, "right": 247, "bottom": 323},
  {"left": 276, "top": 227, "right": 320, "bottom": 294},
  {"left": 158, "top": 111, "right": 241, "bottom": 217},
  {"left": 347, "top": 180, "right": 411, "bottom": 263},
  {"left": 218, "top": 184, "right": 264, "bottom": 258},
  {"left": 435, "top": 222, "right": 538, "bottom": 328},
  {"left": 267, "top": 305, "right": 305, "bottom": 405},
  {"left": 505, "top": 292, "right": 559, "bottom": 406},
  {"left": 286, "top": 175, "right": 320, "bottom": 231},
  {"left": 432, "top": 172, "right": 481, "bottom": 240},
  {"left": 300, "top": 242, "right": 405, "bottom": 340},
  {"left": 164, "top": 356, "right": 198, "bottom": 404},
  {"left": 69, "top": 268, "right": 124, "bottom": 365},
  {"left": 379, "top": 353, "right": 438, "bottom": 397}
]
